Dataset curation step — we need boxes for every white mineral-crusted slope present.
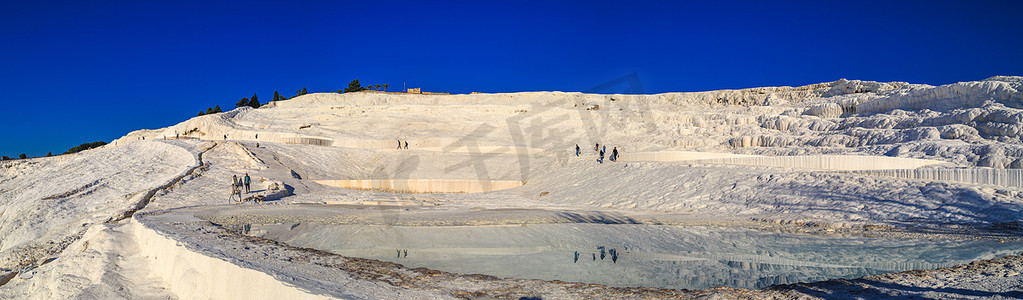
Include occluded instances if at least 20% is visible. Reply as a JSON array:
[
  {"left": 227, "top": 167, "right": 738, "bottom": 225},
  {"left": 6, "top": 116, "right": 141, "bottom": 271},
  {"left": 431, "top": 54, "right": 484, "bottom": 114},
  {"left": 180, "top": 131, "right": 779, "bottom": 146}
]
[
  {"left": 1, "top": 76, "right": 1022, "bottom": 299},
  {"left": 115, "top": 76, "right": 1023, "bottom": 169},
  {"left": 0, "top": 222, "right": 177, "bottom": 299},
  {"left": 516, "top": 159, "right": 1023, "bottom": 227},
  {"left": 0, "top": 140, "right": 201, "bottom": 271}
]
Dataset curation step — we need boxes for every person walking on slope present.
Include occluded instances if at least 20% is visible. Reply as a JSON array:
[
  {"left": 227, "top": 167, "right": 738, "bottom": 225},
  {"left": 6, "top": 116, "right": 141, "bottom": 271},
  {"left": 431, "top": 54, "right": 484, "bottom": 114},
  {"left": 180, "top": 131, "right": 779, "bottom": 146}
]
[
  {"left": 230, "top": 175, "right": 241, "bottom": 203},
  {"left": 611, "top": 147, "right": 618, "bottom": 162},
  {"left": 397, "top": 139, "right": 402, "bottom": 150},
  {"left": 594, "top": 143, "right": 599, "bottom": 152},
  {"left": 404, "top": 141, "right": 408, "bottom": 149},
  {"left": 598, "top": 149, "right": 605, "bottom": 163},
  {"left": 575, "top": 144, "right": 580, "bottom": 156},
  {"left": 243, "top": 173, "right": 251, "bottom": 193}
]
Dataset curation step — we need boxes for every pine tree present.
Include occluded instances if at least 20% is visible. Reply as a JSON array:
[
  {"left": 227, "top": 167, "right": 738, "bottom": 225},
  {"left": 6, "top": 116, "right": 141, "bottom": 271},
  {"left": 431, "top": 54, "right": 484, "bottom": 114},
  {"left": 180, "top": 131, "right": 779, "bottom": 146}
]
[
  {"left": 344, "top": 79, "right": 366, "bottom": 93},
  {"left": 236, "top": 97, "right": 250, "bottom": 108},
  {"left": 251, "top": 93, "right": 258, "bottom": 104},
  {"left": 198, "top": 111, "right": 206, "bottom": 116},
  {"left": 383, "top": 84, "right": 389, "bottom": 92},
  {"left": 213, "top": 105, "right": 222, "bottom": 113},
  {"left": 46, "top": 152, "right": 53, "bottom": 157},
  {"left": 301, "top": 87, "right": 308, "bottom": 95},
  {"left": 375, "top": 84, "right": 381, "bottom": 91},
  {"left": 19, "top": 153, "right": 27, "bottom": 159},
  {"left": 273, "top": 90, "right": 281, "bottom": 101},
  {"left": 206, "top": 107, "right": 214, "bottom": 115},
  {"left": 248, "top": 97, "right": 260, "bottom": 108}
]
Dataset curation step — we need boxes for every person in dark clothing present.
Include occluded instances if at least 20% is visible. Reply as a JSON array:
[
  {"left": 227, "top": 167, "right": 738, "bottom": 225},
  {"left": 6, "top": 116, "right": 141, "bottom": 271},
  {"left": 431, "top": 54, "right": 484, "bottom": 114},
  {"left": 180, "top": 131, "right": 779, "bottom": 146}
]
[
  {"left": 594, "top": 143, "right": 599, "bottom": 152},
  {"left": 598, "top": 149, "right": 604, "bottom": 163},
  {"left": 575, "top": 144, "right": 580, "bottom": 156},
  {"left": 611, "top": 147, "right": 618, "bottom": 162},
  {"left": 397, "top": 139, "right": 402, "bottom": 150},
  {"left": 243, "top": 173, "right": 251, "bottom": 193},
  {"left": 404, "top": 141, "right": 408, "bottom": 149}
]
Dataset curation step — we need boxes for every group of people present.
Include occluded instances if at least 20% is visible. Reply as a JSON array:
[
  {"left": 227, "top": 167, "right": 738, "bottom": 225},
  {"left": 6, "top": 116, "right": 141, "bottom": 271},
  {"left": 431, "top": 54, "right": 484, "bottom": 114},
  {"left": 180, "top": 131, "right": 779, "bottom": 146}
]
[
  {"left": 575, "top": 143, "right": 619, "bottom": 163},
  {"left": 396, "top": 139, "right": 409, "bottom": 150},
  {"left": 230, "top": 173, "right": 252, "bottom": 202}
]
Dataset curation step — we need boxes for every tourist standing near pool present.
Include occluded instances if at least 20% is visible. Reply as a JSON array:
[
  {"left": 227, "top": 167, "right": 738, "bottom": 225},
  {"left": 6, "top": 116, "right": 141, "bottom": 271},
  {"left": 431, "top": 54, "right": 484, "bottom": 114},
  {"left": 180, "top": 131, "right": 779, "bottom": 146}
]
[{"left": 243, "top": 173, "right": 251, "bottom": 193}]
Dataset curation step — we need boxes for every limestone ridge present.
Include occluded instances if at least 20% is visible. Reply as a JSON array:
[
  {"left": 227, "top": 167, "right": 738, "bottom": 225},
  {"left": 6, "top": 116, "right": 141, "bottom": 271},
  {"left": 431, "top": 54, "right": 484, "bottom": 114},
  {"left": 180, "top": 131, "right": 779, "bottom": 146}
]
[{"left": 116, "top": 77, "right": 1023, "bottom": 168}]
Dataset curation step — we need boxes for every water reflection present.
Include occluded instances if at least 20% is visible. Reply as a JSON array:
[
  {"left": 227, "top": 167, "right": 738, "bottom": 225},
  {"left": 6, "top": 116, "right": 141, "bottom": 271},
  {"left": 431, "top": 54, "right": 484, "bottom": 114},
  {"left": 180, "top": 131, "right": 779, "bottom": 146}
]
[{"left": 247, "top": 223, "right": 1023, "bottom": 290}]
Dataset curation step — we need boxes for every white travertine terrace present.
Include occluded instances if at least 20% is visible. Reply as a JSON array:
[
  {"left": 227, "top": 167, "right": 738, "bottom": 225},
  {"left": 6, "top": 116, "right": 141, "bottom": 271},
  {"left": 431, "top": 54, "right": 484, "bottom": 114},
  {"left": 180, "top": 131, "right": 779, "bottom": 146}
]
[
  {"left": 3, "top": 76, "right": 1023, "bottom": 299},
  {"left": 314, "top": 179, "right": 525, "bottom": 193}
]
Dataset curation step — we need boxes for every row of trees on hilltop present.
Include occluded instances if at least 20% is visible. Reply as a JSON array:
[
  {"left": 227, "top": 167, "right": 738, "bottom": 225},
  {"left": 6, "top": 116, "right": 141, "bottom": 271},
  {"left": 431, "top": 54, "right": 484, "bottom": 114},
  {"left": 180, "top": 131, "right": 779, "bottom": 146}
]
[
  {"left": 340, "top": 80, "right": 388, "bottom": 93},
  {"left": 197, "top": 88, "right": 307, "bottom": 117},
  {"left": 65, "top": 141, "right": 107, "bottom": 154},
  {"left": 235, "top": 93, "right": 262, "bottom": 109},
  {"left": 197, "top": 105, "right": 222, "bottom": 116},
  {"left": 2, "top": 141, "right": 108, "bottom": 161},
  {"left": 0, "top": 154, "right": 28, "bottom": 160},
  {"left": 6, "top": 79, "right": 395, "bottom": 161},
  {"left": 195, "top": 81, "right": 393, "bottom": 117}
]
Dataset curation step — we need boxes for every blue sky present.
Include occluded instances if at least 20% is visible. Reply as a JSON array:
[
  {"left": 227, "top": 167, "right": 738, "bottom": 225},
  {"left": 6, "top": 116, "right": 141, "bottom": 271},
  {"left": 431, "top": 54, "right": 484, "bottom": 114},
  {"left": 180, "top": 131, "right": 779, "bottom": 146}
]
[{"left": 1, "top": 0, "right": 1021, "bottom": 157}]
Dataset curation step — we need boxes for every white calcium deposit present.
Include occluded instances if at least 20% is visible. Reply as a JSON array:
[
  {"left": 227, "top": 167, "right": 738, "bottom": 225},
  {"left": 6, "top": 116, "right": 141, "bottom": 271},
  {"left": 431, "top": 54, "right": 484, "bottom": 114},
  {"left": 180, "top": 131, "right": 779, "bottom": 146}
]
[{"left": 1, "top": 76, "right": 1023, "bottom": 299}]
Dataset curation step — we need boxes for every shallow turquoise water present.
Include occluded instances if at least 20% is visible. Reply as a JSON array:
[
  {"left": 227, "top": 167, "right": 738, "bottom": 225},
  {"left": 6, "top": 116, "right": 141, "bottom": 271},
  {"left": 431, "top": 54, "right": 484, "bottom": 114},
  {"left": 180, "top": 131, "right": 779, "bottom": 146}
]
[{"left": 249, "top": 223, "right": 1023, "bottom": 290}]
